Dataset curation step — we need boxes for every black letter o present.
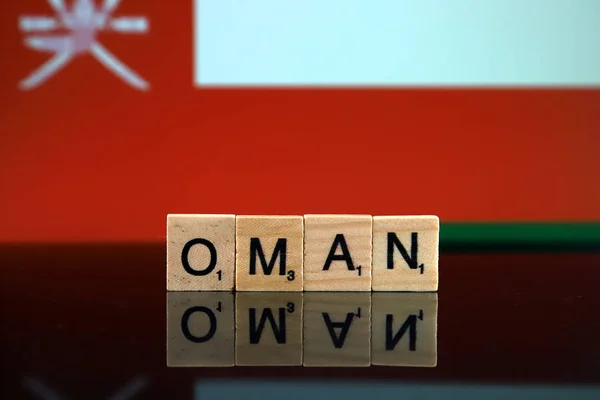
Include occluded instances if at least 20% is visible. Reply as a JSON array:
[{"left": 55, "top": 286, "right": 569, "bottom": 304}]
[
  {"left": 181, "top": 306, "right": 217, "bottom": 343},
  {"left": 181, "top": 238, "right": 217, "bottom": 276}
]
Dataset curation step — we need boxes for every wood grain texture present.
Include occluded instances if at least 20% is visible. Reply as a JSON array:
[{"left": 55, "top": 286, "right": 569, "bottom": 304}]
[
  {"left": 303, "top": 293, "right": 371, "bottom": 366},
  {"left": 235, "top": 292, "right": 303, "bottom": 366},
  {"left": 372, "top": 216, "right": 439, "bottom": 291},
  {"left": 371, "top": 293, "right": 438, "bottom": 367},
  {"left": 303, "top": 215, "right": 372, "bottom": 291},
  {"left": 167, "top": 214, "right": 236, "bottom": 291},
  {"left": 167, "top": 292, "right": 235, "bottom": 367},
  {"left": 235, "top": 216, "right": 303, "bottom": 291}
]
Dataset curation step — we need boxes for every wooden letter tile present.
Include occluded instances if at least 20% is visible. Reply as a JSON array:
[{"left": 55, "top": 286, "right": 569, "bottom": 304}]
[
  {"left": 372, "top": 216, "right": 439, "bottom": 291},
  {"left": 236, "top": 216, "right": 303, "bottom": 291},
  {"left": 371, "top": 293, "right": 438, "bottom": 367},
  {"left": 303, "top": 215, "right": 372, "bottom": 291},
  {"left": 235, "top": 292, "right": 303, "bottom": 366},
  {"left": 303, "top": 293, "right": 371, "bottom": 366},
  {"left": 167, "top": 292, "right": 235, "bottom": 367},
  {"left": 167, "top": 214, "right": 235, "bottom": 291}
]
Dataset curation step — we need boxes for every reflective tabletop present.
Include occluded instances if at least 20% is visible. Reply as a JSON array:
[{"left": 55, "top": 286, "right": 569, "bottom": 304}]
[{"left": 2, "top": 244, "right": 600, "bottom": 399}]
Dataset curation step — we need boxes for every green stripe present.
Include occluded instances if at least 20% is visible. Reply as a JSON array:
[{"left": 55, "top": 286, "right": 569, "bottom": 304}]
[{"left": 441, "top": 223, "right": 600, "bottom": 251}]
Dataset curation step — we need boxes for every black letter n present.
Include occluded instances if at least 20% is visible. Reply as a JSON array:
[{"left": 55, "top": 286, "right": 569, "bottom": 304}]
[
  {"left": 387, "top": 232, "right": 424, "bottom": 274},
  {"left": 386, "top": 313, "right": 423, "bottom": 351}
]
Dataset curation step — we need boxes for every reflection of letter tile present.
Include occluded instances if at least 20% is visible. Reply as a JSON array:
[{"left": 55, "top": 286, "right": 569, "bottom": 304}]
[
  {"left": 236, "top": 292, "right": 303, "bottom": 366},
  {"left": 304, "top": 215, "right": 372, "bottom": 291},
  {"left": 167, "top": 214, "right": 235, "bottom": 291},
  {"left": 372, "top": 216, "right": 439, "bottom": 291},
  {"left": 167, "top": 292, "right": 234, "bottom": 367},
  {"left": 236, "top": 216, "right": 303, "bottom": 291},
  {"left": 303, "top": 293, "right": 371, "bottom": 366},
  {"left": 371, "top": 293, "right": 438, "bottom": 367}
]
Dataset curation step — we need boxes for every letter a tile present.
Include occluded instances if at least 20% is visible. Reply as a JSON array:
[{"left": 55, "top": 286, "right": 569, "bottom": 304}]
[
  {"left": 236, "top": 216, "right": 303, "bottom": 291},
  {"left": 303, "top": 293, "right": 371, "bottom": 366},
  {"left": 372, "top": 216, "right": 439, "bottom": 291},
  {"left": 167, "top": 214, "right": 235, "bottom": 291},
  {"left": 303, "top": 215, "right": 372, "bottom": 291}
]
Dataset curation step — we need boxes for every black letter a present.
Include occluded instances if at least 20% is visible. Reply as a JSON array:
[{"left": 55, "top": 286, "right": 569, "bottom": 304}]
[
  {"left": 323, "top": 234, "right": 355, "bottom": 271},
  {"left": 322, "top": 312, "right": 354, "bottom": 348}
]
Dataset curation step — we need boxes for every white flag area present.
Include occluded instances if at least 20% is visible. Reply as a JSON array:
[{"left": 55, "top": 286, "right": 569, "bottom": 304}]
[{"left": 195, "top": 0, "right": 600, "bottom": 87}]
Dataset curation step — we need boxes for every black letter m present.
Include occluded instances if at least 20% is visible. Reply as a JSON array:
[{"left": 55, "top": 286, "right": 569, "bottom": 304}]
[{"left": 250, "top": 238, "right": 287, "bottom": 275}]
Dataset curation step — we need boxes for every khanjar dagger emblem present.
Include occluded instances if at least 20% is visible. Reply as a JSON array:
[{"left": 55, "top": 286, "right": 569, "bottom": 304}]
[{"left": 19, "top": 0, "right": 149, "bottom": 90}]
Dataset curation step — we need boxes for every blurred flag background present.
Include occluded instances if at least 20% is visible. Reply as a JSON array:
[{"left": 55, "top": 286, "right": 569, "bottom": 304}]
[
  {"left": 196, "top": 0, "right": 600, "bottom": 86},
  {"left": 0, "top": 0, "right": 598, "bottom": 246}
]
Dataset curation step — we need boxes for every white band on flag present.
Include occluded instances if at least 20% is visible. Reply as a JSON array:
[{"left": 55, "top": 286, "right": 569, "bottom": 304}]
[{"left": 195, "top": 0, "right": 600, "bottom": 87}]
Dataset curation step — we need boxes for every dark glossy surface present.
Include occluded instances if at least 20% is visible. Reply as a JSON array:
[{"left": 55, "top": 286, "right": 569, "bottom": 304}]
[{"left": 2, "top": 244, "right": 600, "bottom": 399}]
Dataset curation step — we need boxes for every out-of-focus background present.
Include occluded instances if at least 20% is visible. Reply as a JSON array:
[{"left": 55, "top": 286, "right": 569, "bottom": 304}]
[{"left": 1, "top": 0, "right": 599, "bottom": 244}]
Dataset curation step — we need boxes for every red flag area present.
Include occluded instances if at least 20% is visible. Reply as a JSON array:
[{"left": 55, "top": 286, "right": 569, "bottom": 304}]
[{"left": 0, "top": 1, "right": 599, "bottom": 242}]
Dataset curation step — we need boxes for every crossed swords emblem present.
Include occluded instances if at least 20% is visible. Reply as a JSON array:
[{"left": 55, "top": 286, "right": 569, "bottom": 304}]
[{"left": 19, "top": 0, "right": 149, "bottom": 90}]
